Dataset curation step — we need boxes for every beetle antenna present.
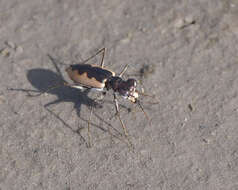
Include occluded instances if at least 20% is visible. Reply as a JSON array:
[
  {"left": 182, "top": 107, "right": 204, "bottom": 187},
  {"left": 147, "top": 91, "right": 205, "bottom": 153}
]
[{"left": 136, "top": 90, "right": 156, "bottom": 98}]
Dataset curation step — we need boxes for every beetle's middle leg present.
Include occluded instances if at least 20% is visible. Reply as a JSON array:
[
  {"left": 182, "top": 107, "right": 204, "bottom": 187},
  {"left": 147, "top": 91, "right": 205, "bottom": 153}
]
[
  {"left": 87, "top": 105, "right": 93, "bottom": 147},
  {"left": 86, "top": 91, "right": 106, "bottom": 147}
]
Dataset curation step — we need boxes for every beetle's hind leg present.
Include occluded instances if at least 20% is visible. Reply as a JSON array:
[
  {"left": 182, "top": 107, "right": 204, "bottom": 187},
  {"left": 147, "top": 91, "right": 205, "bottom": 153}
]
[
  {"left": 81, "top": 48, "right": 106, "bottom": 68},
  {"left": 99, "top": 48, "right": 106, "bottom": 68},
  {"left": 119, "top": 64, "right": 129, "bottom": 77}
]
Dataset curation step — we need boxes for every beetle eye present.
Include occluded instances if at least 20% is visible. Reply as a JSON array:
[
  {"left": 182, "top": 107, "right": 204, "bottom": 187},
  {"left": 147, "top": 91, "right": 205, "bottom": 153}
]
[
  {"left": 127, "top": 79, "right": 136, "bottom": 86},
  {"left": 126, "top": 79, "right": 137, "bottom": 90}
]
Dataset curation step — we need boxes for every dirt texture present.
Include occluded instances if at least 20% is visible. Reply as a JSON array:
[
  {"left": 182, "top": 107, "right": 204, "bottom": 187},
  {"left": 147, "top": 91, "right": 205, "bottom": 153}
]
[{"left": 1, "top": 0, "right": 238, "bottom": 189}]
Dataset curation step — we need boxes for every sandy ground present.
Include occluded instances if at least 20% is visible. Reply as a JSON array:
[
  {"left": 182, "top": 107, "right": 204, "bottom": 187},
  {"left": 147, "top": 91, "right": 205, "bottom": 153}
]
[{"left": 1, "top": 0, "right": 238, "bottom": 189}]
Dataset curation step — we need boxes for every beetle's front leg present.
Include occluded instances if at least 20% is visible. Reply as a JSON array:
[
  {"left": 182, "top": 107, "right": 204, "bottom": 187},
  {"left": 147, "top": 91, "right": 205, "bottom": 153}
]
[{"left": 113, "top": 93, "right": 128, "bottom": 137}]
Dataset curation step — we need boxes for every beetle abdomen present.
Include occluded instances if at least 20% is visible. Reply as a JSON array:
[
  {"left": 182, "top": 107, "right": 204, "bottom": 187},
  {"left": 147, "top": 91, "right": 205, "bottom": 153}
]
[{"left": 66, "top": 64, "right": 115, "bottom": 89}]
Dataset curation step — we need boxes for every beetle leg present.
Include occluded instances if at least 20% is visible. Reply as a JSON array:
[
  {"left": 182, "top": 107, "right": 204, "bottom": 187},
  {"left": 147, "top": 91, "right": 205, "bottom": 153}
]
[
  {"left": 99, "top": 48, "right": 105, "bottom": 68},
  {"left": 136, "top": 99, "right": 150, "bottom": 123},
  {"left": 87, "top": 91, "right": 107, "bottom": 147},
  {"left": 113, "top": 93, "right": 135, "bottom": 150},
  {"left": 119, "top": 64, "right": 129, "bottom": 77},
  {"left": 113, "top": 93, "right": 128, "bottom": 137},
  {"left": 81, "top": 48, "right": 106, "bottom": 67},
  {"left": 87, "top": 105, "right": 93, "bottom": 148}
]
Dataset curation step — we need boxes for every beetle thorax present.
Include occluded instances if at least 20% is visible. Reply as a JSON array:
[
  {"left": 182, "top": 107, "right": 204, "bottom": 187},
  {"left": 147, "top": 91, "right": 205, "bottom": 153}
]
[{"left": 106, "top": 77, "right": 138, "bottom": 102}]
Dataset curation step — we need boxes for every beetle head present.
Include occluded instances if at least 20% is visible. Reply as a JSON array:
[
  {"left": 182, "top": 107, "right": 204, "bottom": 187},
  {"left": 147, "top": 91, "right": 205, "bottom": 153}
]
[{"left": 118, "top": 78, "right": 138, "bottom": 103}]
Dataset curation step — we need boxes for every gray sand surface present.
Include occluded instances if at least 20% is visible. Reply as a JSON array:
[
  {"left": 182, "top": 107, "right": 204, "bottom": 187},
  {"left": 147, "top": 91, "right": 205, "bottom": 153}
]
[{"left": 1, "top": 0, "right": 238, "bottom": 189}]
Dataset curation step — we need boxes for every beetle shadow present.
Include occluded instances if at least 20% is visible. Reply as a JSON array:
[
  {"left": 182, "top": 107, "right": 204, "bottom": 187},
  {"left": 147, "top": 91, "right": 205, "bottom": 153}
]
[
  {"left": 27, "top": 53, "right": 101, "bottom": 114},
  {"left": 8, "top": 54, "right": 124, "bottom": 146},
  {"left": 26, "top": 68, "right": 97, "bottom": 114}
]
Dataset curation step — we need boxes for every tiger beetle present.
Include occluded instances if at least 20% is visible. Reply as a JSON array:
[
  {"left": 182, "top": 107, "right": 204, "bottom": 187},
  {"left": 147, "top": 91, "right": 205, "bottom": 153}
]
[{"left": 31, "top": 48, "right": 150, "bottom": 148}]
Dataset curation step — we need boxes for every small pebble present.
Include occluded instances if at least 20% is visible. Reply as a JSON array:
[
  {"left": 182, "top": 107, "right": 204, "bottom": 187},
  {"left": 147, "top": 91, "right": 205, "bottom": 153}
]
[
  {"left": 202, "top": 138, "right": 211, "bottom": 144},
  {"left": 0, "top": 95, "right": 6, "bottom": 104},
  {"left": 120, "top": 32, "right": 133, "bottom": 44},
  {"left": 0, "top": 48, "right": 10, "bottom": 57},
  {"left": 174, "top": 16, "right": 196, "bottom": 29},
  {"left": 174, "top": 18, "right": 185, "bottom": 29},
  {"left": 199, "top": 125, "right": 206, "bottom": 130},
  {"left": 139, "top": 64, "right": 155, "bottom": 78},
  {"left": 120, "top": 37, "right": 131, "bottom": 44},
  {"left": 16, "top": 46, "right": 23, "bottom": 54},
  {"left": 185, "top": 16, "right": 195, "bottom": 25},
  {"left": 188, "top": 104, "right": 193, "bottom": 111}
]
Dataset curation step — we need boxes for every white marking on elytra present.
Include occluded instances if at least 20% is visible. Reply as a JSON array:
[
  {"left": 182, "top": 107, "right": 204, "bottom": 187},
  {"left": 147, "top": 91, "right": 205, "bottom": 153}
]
[{"left": 71, "top": 85, "right": 104, "bottom": 92}]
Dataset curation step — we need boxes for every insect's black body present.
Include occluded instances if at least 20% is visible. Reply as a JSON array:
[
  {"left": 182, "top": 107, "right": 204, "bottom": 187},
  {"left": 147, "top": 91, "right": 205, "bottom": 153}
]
[
  {"left": 66, "top": 64, "right": 115, "bottom": 89},
  {"left": 105, "top": 77, "right": 138, "bottom": 102},
  {"left": 66, "top": 64, "right": 138, "bottom": 102},
  {"left": 69, "top": 64, "right": 114, "bottom": 84}
]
